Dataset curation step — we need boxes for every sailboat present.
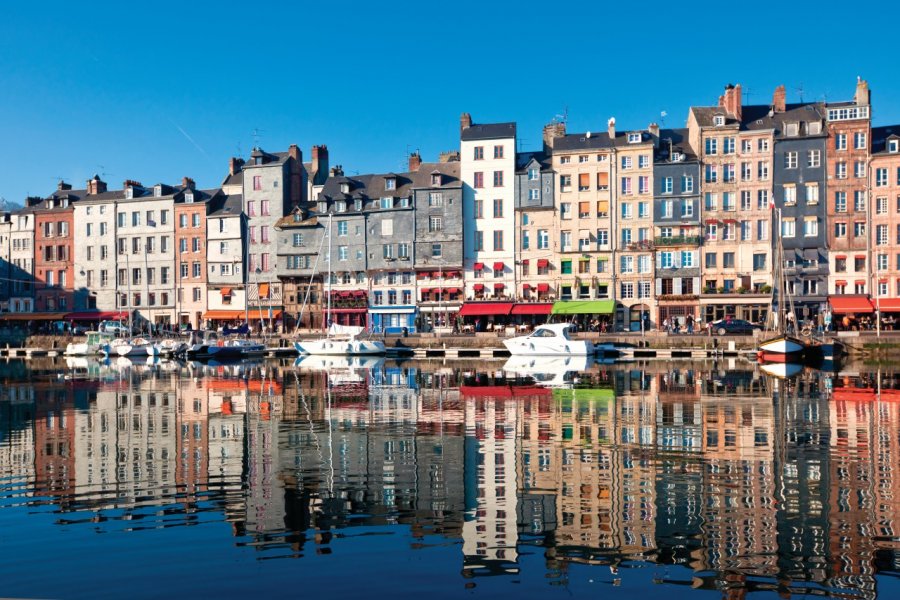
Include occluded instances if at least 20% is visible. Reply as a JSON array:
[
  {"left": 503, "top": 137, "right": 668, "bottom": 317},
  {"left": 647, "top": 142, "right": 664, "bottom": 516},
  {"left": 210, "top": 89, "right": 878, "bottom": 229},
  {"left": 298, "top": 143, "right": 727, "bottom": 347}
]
[
  {"left": 293, "top": 213, "right": 386, "bottom": 356},
  {"left": 758, "top": 207, "right": 807, "bottom": 363}
]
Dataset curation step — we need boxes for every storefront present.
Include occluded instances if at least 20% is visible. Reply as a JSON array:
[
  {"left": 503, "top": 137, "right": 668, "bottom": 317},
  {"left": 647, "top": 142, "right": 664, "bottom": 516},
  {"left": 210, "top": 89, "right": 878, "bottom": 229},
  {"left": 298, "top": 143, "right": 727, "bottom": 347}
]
[
  {"left": 510, "top": 303, "right": 553, "bottom": 329},
  {"left": 657, "top": 299, "right": 699, "bottom": 331},
  {"left": 829, "top": 295, "right": 875, "bottom": 330},
  {"left": 457, "top": 302, "right": 515, "bottom": 332},
  {"left": 700, "top": 295, "right": 771, "bottom": 327},
  {"left": 417, "top": 302, "right": 462, "bottom": 333},
  {"left": 550, "top": 300, "right": 615, "bottom": 332},
  {"left": 370, "top": 306, "right": 417, "bottom": 335}
]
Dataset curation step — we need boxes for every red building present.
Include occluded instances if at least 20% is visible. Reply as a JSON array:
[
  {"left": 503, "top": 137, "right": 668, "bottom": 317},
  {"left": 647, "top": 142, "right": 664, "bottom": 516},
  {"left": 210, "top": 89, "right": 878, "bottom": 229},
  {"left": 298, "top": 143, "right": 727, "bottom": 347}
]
[{"left": 30, "top": 182, "right": 78, "bottom": 312}]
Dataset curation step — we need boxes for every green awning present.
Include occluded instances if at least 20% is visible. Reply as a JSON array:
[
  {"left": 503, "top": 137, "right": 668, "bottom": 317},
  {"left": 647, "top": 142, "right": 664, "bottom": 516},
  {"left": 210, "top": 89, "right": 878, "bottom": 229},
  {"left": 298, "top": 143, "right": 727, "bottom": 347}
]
[{"left": 551, "top": 300, "right": 616, "bottom": 315}]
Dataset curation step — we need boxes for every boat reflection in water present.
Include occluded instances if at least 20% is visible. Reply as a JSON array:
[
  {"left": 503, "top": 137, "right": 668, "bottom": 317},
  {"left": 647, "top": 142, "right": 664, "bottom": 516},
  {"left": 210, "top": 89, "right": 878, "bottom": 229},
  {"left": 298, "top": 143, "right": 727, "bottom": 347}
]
[
  {"left": 501, "top": 354, "right": 591, "bottom": 387},
  {"left": 0, "top": 357, "right": 897, "bottom": 599}
]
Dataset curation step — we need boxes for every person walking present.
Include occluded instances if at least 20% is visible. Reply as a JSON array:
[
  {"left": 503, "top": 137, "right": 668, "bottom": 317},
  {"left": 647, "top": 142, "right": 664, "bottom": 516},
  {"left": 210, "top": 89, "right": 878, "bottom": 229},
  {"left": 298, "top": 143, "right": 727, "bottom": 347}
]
[{"left": 686, "top": 314, "right": 694, "bottom": 335}]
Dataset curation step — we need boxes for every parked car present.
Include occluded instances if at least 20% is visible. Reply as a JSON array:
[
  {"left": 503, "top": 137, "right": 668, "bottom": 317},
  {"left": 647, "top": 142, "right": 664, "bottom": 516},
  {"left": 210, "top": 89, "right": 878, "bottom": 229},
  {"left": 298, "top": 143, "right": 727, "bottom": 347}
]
[
  {"left": 711, "top": 319, "right": 761, "bottom": 335},
  {"left": 99, "top": 321, "right": 133, "bottom": 336},
  {"left": 71, "top": 324, "right": 90, "bottom": 335}
]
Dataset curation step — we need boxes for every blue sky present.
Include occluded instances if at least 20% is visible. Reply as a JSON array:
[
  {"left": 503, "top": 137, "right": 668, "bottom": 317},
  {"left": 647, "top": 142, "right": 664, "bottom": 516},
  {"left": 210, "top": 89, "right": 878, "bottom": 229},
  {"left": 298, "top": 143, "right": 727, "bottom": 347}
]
[{"left": 2, "top": 0, "right": 898, "bottom": 205}]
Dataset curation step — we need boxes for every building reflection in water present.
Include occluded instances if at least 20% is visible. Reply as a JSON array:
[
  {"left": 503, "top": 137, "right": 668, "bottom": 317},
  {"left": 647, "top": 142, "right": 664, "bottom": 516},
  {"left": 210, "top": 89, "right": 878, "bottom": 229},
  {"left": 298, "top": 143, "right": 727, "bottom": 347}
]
[{"left": 0, "top": 358, "right": 898, "bottom": 597}]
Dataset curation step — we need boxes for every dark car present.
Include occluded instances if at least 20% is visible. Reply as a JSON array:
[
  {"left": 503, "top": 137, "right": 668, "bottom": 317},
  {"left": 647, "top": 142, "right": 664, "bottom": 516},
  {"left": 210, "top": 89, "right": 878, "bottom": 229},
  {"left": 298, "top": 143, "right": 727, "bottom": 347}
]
[{"left": 711, "top": 319, "right": 761, "bottom": 335}]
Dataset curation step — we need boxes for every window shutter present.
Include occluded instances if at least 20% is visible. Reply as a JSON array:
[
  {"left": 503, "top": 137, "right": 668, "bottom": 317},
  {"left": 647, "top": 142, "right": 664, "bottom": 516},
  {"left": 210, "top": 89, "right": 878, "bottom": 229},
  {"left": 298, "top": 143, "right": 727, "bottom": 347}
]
[
  {"left": 596, "top": 200, "right": 610, "bottom": 214},
  {"left": 578, "top": 201, "right": 590, "bottom": 215},
  {"left": 655, "top": 279, "right": 662, "bottom": 296},
  {"left": 673, "top": 278, "right": 682, "bottom": 295},
  {"left": 579, "top": 173, "right": 590, "bottom": 188},
  {"left": 597, "top": 172, "right": 609, "bottom": 188}
]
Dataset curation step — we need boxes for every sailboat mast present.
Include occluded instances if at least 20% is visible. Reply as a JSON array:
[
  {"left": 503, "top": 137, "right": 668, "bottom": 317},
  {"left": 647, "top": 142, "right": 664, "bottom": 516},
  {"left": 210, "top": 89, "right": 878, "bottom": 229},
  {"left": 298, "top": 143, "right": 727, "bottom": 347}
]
[{"left": 326, "top": 213, "right": 332, "bottom": 337}]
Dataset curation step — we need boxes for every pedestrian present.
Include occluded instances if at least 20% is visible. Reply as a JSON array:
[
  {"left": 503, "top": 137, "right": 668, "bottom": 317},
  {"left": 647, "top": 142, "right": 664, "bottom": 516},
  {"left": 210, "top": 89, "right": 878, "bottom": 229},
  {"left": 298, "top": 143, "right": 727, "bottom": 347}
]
[
  {"left": 686, "top": 314, "right": 694, "bottom": 335},
  {"left": 662, "top": 317, "right": 670, "bottom": 334}
]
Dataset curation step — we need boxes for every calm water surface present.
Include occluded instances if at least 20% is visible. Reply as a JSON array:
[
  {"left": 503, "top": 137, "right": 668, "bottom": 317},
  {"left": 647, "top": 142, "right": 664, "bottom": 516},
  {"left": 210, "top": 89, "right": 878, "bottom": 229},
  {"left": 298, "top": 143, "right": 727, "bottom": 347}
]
[{"left": 0, "top": 356, "right": 898, "bottom": 599}]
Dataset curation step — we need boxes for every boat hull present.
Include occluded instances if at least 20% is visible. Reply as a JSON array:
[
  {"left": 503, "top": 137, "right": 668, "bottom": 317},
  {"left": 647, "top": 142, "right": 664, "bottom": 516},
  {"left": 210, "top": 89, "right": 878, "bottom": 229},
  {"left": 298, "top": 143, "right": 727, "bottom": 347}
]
[
  {"left": 758, "top": 335, "right": 805, "bottom": 355},
  {"left": 503, "top": 336, "right": 594, "bottom": 356},
  {"left": 294, "top": 339, "right": 386, "bottom": 355},
  {"left": 758, "top": 350, "right": 803, "bottom": 363}
]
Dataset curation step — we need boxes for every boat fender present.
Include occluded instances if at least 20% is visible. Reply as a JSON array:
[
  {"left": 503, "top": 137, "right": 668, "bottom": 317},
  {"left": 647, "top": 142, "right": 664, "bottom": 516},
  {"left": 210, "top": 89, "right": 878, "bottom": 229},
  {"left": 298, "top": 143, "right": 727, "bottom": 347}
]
[{"left": 218, "top": 340, "right": 224, "bottom": 347}]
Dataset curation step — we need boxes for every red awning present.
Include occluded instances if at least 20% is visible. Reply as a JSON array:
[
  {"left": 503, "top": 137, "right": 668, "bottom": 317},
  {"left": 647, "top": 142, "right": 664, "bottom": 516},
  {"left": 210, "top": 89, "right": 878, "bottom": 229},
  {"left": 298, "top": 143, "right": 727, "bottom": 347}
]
[
  {"left": 64, "top": 310, "right": 129, "bottom": 321},
  {"left": 723, "top": 218, "right": 737, "bottom": 223},
  {"left": 829, "top": 295, "right": 875, "bottom": 314},
  {"left": 855, "top": 255, "right": 866, "bottom": 260},
  {"left": 855, "top": 280, "right": 866, "bottom": 285},
  {"left": 458, "top": 302, "right": 514, "bottom": 317},
  {"left": 835, "top": 255, "right": 847, "bottom": 260},
  {"left": 511, "top": 303, "right": 553, "bottom": 315},
  {"left": 202, "top": 310, "right": 245, "bottom": 320},
  {"left": 473, "top": 262, "right": 484, "bottom": 270},
  {"left": 472, "top": 283, "right": 485, "bottom": 291},
  {"left": 835, "top": 280, "right": 848, "bottom": 286},
  {"left": 248, "top": 308, "right": 283, "bottom": 320},
  {"left": 258, "top": 283, "right": 270, "bottom": 298},
  {"left": 430, "top": 271, "right": 440, "bottom": 278},
  {"left": 705, "top": 218, "right": 719, "bottom": 224},
  {"left": 447, "top": 288, "right": 459, "bottom": 294},
  {"left": 340, "top": 291, "right": 352, "bottom": 297},
  {"left": 522, "top": 283, "right": 531, "bottom": 290},
  {"left": 522, "top": 259, "right": 529, "bottom": 265},
  {"left": 420, "top": 288, "right": 431, "bottom": 294},
  {"left": 494, "top": 283, "right": 505, "bottom": 289},
  {"left": 537, "top": 259, "right": 549, "bottom": 268},
  {"left": 493, "top": 262, "right": 505, "bottom": 270},
  {"left": 352, "top": 290, "right": 366, "bottom": 297},
  {"left": 876, "top": 298, "right": 900, "bottom": 312},
  {"left": 220, "top": 287, "right": 232, "bottom": 297},
  {"left": 417, "top": 272, "right": 428, "bottom": 279},
  {"left": 537, "top": 283, "right": 550, "bottom": 292}
]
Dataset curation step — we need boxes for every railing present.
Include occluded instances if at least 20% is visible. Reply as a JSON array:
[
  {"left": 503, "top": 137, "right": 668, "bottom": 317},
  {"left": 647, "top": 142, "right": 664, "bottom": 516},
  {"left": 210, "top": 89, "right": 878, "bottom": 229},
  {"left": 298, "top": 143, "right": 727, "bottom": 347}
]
[
  {"left": 654, "top": 235, "right": 703, "bottom": 246},
  {"left": 626, "top": 240, "right": 655, "bottom": 251}
]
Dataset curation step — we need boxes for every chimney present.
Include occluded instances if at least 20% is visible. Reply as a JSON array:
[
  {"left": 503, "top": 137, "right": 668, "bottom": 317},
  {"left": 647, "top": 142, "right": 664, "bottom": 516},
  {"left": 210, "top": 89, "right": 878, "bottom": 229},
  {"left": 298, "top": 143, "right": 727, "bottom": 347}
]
[
  {"left": 542, "top": 121, "right": 566, "bottom": 151},
  {"left": 288, "top": 143, "right": 303, "bottom": 206},
  {"left": 722, "top": 83, "right": 742, "bottom": 120},
  {"left": 86, "top": 175, "right": 107, "bottom": 195},
  {"left": 57, "top": 180, "right": 72, "bottom": 191},
  {"left": 855, "top": 76, "right": 870, "bottom": 106},
  {"left": 229, "top": 157, "right": 244, "bottom": 176},
  {"left": 408, "top": 151, "right": 422, "bottom": 172},
  {"left": 648, "top": 122, "right": 660, "bottom": 138},
  {"left": 772, "top": 85, "right": 786, "bottom": 113},
  {"left": 123, "top": 180, "right": 142, "bottom": 190},
  {"left": 311, "top": 145, "right": 329, "bottom": 186},
  {"left": 607, "top": 117, "right": 616, "bottom": 140},
  {"left": 460, "top": 112, "right": 472, "bottom": 136},
  {"left": 329, "top": 165, "right": 344, "bottom": 177},
  {"left": 181, "top": 177, "right": 195, "bottom": 190},
  {"left": 439, "top": 150, "right": 460, "bottom": 163}
]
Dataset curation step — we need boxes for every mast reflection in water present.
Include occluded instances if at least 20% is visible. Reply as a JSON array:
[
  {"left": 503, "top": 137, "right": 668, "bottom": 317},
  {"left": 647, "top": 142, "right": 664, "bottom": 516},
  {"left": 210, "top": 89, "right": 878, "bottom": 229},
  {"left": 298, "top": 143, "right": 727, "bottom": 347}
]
[{"left": 0, "top": 358, "right": 897, "bottom": 599}]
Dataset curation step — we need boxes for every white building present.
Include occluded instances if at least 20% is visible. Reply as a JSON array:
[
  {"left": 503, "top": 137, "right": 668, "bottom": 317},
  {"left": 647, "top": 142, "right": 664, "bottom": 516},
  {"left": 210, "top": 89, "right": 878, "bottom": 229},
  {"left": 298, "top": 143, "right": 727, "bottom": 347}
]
[
  {"left": 73, "top": 177, "right": 119, "bottom": 311},
  {"left": 206, "top": 193, "right": 247, "bottom": 321},
  {"left": 8, "top": 210, "right": 35, "bottom": 312},
  {"left": 460, "top": 114, "right": 518, "bottom": 300}
]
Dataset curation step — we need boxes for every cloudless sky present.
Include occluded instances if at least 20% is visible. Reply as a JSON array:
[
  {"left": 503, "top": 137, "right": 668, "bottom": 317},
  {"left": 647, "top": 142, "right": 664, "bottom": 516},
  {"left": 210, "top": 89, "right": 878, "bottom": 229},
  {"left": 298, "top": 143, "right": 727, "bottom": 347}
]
[{"left": 2, "top": 0, "right": 899, "bottom": 204}]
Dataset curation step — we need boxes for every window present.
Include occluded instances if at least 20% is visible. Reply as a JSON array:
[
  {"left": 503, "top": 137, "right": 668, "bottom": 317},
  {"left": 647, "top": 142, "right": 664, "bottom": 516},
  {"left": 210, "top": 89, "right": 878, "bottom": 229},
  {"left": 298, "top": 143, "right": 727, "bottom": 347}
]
[
  {"left": 474, "top": 199, "right": 483, "bottom": 219},
  {"left": 834, "top": 222, "right": 847, "bottom": 238},
  {"left": 473, "top": 172, "right": 483, "bottom": 188},
  {"left": 261, "top": 253, "right": 270, "bottom": 271},
  {"left": 705, "top": 138, "right": 718, "bottom": 155},
  {"left": 877, "top": 168, "right": 888, "bottom": 187},
  {"left": 429, "top": 216, "right": 443, "bottom": 232},
  {"left": 493, "top": 145, "right": 504, "bottom": 159},
  {"left": 753, "top": 254, "right": 767, "bottom": 271},
  {"left": 528, "top": 188, "right": 539, "bottom": 200},
  {"left": 252, "top": 175, "right": 262, "bottom": 191},
  {"left": 383, "top": 244, "right": 395, "bottom": 259},
  {"left": 758, "top": 138, "right": 769, "bottom": 152},
  {"left": 835, "top": 191, "right": 847, "bottom": 212},
  {"left": 474, "top": 231, "right": 483, "bottom": 252},
  {"left": 660, "top": 251, "right": 673, "bottom": 269},
  {"left": 385, "top": 177, "right": 396, "bottom": 191},
  {"left": 741, "top": 161, "right": 751, "bottom": 181},
  {"left": 638, "top": 176, "right": 649, "bottom": 194},
  {"left": 835, "top": 133, "right": 847, "bottom": 150},
  {"left": 560, "top": 174, "right": 571, "bottom": 190},
  {"left": 804, "top": 217, "right": 818, "bottom": 237},
  {"left": 380, "top": 197, "right": 392, "bottom": 209},
  {"left": 724, "top": 163, "right": 735, "bottom": 182},
  {"left": 493, "top": 230, "right": 503, "bottom": 251},
  {"left": 537, "top": 229, "right": 549, "bottom": 249},
  {"left": 785, "top": 151, "right": 798, "bottom": 169},
  {"left": 681, "top": 176, "right": 694, "bottom": 193},
  {"left": 854, "top": 222, "right": 866, "bottom": 238},
  {"left": 627, "top": 132, "right": 641, "bottom": 143},
  {"left": 431, "top": 243, "right": 442, "bottom": 258},
  {"left": 723, "top": 137, "right": 735, "bottom": 154},
  {"left": 620, "top": 282, "right": 634, "bottom": 299},
  {"left": 559, "top": 156, "right": 571, "bottom": 164},
  {"left": 527, "top": 168, "right": 538, "bottom": 181},
  {"left": 560, "top": 203, "right": 572, "bottom": 219},
  {"left": 338, "top": 245, "right": 348, "bottom": 261},
  {"left": 783, "top": 185, "right": 796, "bottom": 205},
  {"left": 891, "top": 139, "right": 900, "bottom": 153},
  {"left": 621, "top": 203, "right": 633, "bottom": 219},
  {"left": 806, "top": 183, "right": 819, "bottom": 204},
  {"left": 337, "top": 221, "right": 348, "bottom": 237},
  {"left": 682, "top": 200, "right": 694, "bottom": 218},
  {"left": 757, "top": 220, "right": 769, "bottom": 240},
  {"left": 723, "top": 252, "right": 735, "bottom": 268},
  {"left": 493, "top": 171, "right": 504, "bottom": 187},
  {"left": 705, "top": 223, "right": 717, "bottom": 241},
  {"left": 662, "top": 200, "right": 673, "bottom": 218},
  {"left": 854, "top": 132, "right": 867, "bottom": 149},
  {"left": 561, "top": 230, "right": 572, "bottom": 251},
  {"left": 132, "top": 211, "right": 140, "bottom": 226},
  {"left": 705, "top": 164, "right": 717, "bottom": 183},
  {"left": 758, "top": 161, "right": 769, "bottom": 180},
  {"left": 877, "top": 197, "right": 888, "bottom": 214},
  {"left": 722, "top": 192, "right": 736, "bottom": 211},
  {"left": 621, "top": 177, "right": 633, "bottom": 194},
  {"left": 493, "top": 199, "right": 503, "bottom": 218},
  {"left": 473, "top": 146, "right": 484, "bottom": 160},
  {"left": 855, "top": 255, "right": 866, "bottom": 271},
  {"left": 662, "top": 177, "right": 673, "bottom": 194},
  {"left": 807, "top": 149, "right": 821, "bottom": 168},
  {"left": 854, "top": 191, "right": 866, "bottom": 212},
  {"left": 757, "top": 190, "right": 769, "bottom": 210},
  {"left": 620, "top": 256, "right": 634, "bottom": 273},
  {"left": 638, "top": 201, "right": 649, "bottom": 218},
  {"left": 179, "top": 213, "right": 188, "bottom": 230}
]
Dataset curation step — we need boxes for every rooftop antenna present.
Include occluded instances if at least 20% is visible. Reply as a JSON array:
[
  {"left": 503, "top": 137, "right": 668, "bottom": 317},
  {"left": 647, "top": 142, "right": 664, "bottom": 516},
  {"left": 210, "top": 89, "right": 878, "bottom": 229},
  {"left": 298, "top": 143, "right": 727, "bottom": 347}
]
[
  {"left": 660, "top": 110, "right": 668, "bottom": 127},
  {"left": 795, "top": 83, "right": 805, "bottom": 103},
  {"left": 251, "top": 128, "right": 265, "bottom": 148},
  {"left": 236, "top": 141, "right": 243, "bottom": 157},
  {"left": 96, "top": 165, "right": 112, "bottom": 179},
  {"left": 743, "top": 86, "right": 754, "bottom": 105}
]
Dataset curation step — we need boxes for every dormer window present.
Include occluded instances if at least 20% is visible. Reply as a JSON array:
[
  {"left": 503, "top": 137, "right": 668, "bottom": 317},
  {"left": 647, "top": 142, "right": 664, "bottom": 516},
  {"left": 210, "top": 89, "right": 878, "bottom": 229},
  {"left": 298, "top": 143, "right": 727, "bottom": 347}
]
[
  {"left": 185, "top": 192, "right": 194, "bottom": 203},
  {"left": 380, "top": 197, "right": 393, "bottom": 209},
  {"left": 61, "top": 198, "right": 69, "bottom": 208},
  {"left": 125, "top": 187, "right": 134, "bottom": 200},
  {"left": 385, "top": 177, "right": 396, "bottom": 191},
  {"left": 45, "top": 199, "right": 53, "bottom": 210},
  {"left": 785, "top": 122, "right": 799, "bottom": 137},
  {"left": 336, "top": 201, "right": 347, "bottom": 213},
  {"left": 317, "top": 201, "right": 328, "bottom": 213},
  {"left": 154, "top": 185, "right": 162, "bottom": 197},
  {"left": 255, "top": 157, "right": 262, "bottom": 165},
  {"left": 808, "top": 121, "right": 822, "bottom": 135},
  {"left": 890, "top": 140, "right": 899, "bottom": 153},
  {"left": 340, "top": 182, "right": 350, "bottom": 194},
  {"left": 354, "top": 199, "right": 363, "bottom": 211},
  {"left": 293, "top": 212, "right": 302, "bottom": 222},
  {"left": 713, "top": 115, "right": 725, "bottom": 127},
  {"left": 627, "top": 132, "right": 641, "bottom": 143},
  {"left": 399, "top": 197, "right": 410, "bottom": 208},
  {"left": 431, "top": 173, "right": 442, "bottom": 186}
]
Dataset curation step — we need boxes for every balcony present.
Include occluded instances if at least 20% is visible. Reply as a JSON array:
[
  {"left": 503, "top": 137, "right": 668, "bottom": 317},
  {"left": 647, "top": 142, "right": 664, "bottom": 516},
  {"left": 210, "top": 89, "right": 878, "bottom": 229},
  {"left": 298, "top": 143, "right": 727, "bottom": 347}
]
[
  {"left": 654, "top": 235, "right": 703, "bottom": 247},
  {"left": 626, "top": 240, "right": 654, "bottom": 251}
]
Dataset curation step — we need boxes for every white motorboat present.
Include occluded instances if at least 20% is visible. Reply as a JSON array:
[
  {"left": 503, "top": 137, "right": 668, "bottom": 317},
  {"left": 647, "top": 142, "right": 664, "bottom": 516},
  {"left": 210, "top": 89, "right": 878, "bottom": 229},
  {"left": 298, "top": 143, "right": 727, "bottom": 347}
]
[
  {"left": 185, "top": 332, "right": 244, "bottom": 360},
  {"left": 157, "top": 338, "right": 189, "bottom": 357},
  {"left": 105, "top": 337, "right": 162, "bottom": 358},
  {"left": 224, "top": 338, "right": 267, "bottom": 357},
  {"left": 294, "top": 355, "right": 385, "bottom": 386},
  {"left": 65, "top": 331, "right": 114, "bottom": 356},
  {"left": 501, "top": 354, "right": 591, "bottom": 387},
  {"left": 294, "top": 324, "right": 386, "bottom": 356},
  {"left": 503, "top": 323, "right": 594, "bottom": 356}
]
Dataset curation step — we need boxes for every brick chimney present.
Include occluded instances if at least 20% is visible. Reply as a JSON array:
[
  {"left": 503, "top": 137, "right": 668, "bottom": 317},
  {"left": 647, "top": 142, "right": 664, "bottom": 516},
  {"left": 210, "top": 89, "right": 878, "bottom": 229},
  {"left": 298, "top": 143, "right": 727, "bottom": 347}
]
[
  {"left": 288, "top": 143, "right": 303, "bottom": 206},
  {"left": 721, "top": 83, "right": 742, "bottom": 120},
  {"left": 439, "top": 151, "right": 460, "bottom": 163},
  {"left": 607, "top": 117, "right": 616, "bottom": 140},
  {"left": 86, "top": 175, "right": 107, "bottom": 195},
  {"left": 310, "top": 145, "right": 329, "bottom": 187},
  {"left": 408, "top": 151, "right": 422, "bottom": 172},
  {"left": 648, "top": 122, "right": 660, "bottom": 138},
  {"left": 854, "top": 76, "right": 870, "bottom": 106},
  {"left": 772, "top": 85, "right": 786, "bottom": 113},
  {"left": 57, "top": 180, "right": 72, "bottom": 191},
  {"left": 123, "top": 180, "right": 142, "bottom": 190},
  {"left": 329, "top": 165, "right": 344, "bottom": 177},
  {"left": 542, "top": 121, "right": 566, "bottom": 151},
  {"left": 460, "top": 112, "right": 472, "bottom": 136},
  {"left": 181, "top": 177, "right": 195, "bottom": 190}
]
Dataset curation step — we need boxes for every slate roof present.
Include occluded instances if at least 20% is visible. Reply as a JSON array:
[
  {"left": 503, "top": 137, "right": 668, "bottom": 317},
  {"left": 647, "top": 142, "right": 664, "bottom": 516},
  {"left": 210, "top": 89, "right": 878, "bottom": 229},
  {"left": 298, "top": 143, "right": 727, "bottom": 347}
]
[
  {"left": 691, "top": 102, "right": 827, "bottom": 137},
  {"left": 317, "top": 162, "right": 461, "bottom": 211},
  {"left": 871, "top": 125, "right": 900, "bottom": 155},
  {"left": 460, "top": 122, "right": 517, "bottom": 141},
  {"left": 208, "top": 193, "right": 244, "bottom": 217},
  {"left": 655, "top": 128, "right": 697, "bottom": 162},
  {"left": 553, "top": 129, "right": 652, "bottom": 152},
  {"left": 515, "top": 150, "right": 553, "bottom": 173}
]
